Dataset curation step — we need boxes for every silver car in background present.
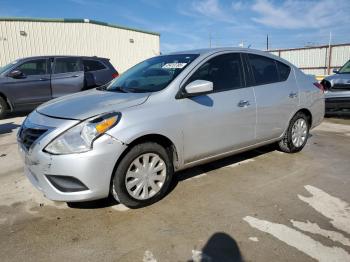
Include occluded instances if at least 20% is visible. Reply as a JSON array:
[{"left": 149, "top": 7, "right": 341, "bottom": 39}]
[
  {"left": 17, "top": 48, "right": 324, "bottom": 208},
  {"left": 321, "top": 60, "right": 350, "bottom": 113}
]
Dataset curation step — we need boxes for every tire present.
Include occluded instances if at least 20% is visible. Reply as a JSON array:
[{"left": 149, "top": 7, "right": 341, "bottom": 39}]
[
  {"left": 112, "top": 142, "right": 174, "bottom": 208},
  {"left": 0, "top": 96, "right": 8, "bottom": 120},
  {"left": 278, "top": 112, "right": 310, "bottom": 153}
]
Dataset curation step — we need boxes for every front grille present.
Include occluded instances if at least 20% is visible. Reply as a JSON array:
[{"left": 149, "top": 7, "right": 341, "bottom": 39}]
[{"left": 19, "top": 127, "right": 47, "bottom": 150}]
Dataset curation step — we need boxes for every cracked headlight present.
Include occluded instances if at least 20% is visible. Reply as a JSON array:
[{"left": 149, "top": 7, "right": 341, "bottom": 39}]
[{"left": 44, "top": 112, "right": 121, "bottom": 155}]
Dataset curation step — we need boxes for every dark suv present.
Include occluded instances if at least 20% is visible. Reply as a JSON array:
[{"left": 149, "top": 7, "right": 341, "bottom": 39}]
[{"left": 0, "top": 55, "right": 118, "bottom": 119}]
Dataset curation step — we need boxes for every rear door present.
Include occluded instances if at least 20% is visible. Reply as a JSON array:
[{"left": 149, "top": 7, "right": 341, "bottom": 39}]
[
  {"left": 3, "top": 58, "right": 51, "bottom": 108},
  {"left": 245, "top": 53, "right": 299, "bottom": 140},
  {"left": 180, "top": 53, "right": 257, "bottom": 163},
  {"left": 51, "top": 57, "right": 84, "bottom": 98}
]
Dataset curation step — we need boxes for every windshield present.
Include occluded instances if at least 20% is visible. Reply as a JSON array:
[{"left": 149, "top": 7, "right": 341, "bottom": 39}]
[
  {"left": 0, "top": 60, "right": 19, "bottom": 75},
  {"left": 338, "top": 60, "right": 350, "bottom": 74},
  {"left": 105, "top": 54, "right": 199, "bottom": 93}
]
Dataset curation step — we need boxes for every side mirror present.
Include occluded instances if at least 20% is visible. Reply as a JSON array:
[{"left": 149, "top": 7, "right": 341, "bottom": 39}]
[
  {"left": 332, "top": 68, "right": 339, "bottom": 74},
  {"left": 184, "top": 80, "right": 213, "bottom": 97},
  {"left": 8, "top": 70, "right": 25, "bottom": 79}
]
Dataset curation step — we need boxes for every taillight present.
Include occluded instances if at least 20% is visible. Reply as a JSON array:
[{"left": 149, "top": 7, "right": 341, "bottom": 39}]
[
  {"left": 112, "top": 72, "right": 119, "bottom": 79},
  {"left": 313, "top": 82, "right": 324, "bottom": 93}
]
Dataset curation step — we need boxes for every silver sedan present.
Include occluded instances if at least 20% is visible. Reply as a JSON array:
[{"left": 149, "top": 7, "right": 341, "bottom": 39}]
[{"left": 17, "top": 48, "right": 324, "bottom": 208}]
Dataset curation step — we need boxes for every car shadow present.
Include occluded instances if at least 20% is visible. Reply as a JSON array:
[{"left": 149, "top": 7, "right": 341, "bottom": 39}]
[
  {"left": 188, "top": 232, "right": 243, "bottom": 262},
  {"left": 0, "top": 122, "right": 21, "bottom": 135},
  {"left": 66, "top": 196, "right": 118, "bottom": 209}
]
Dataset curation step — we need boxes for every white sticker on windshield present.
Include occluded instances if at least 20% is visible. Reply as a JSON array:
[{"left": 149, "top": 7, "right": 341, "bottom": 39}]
[{"left": 162, "top": 63, "right": 187, "bottom": 69}]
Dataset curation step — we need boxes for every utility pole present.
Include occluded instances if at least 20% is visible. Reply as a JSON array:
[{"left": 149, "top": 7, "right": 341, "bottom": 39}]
[
  {"left": 209, "top": 32, "right": 212, "bottom": 48},
  {"left": 266, "top": 34, "right": 269, "bottom": 50},
  {"left": 327, "top": 31, "right": 332, "bottom": 75}
]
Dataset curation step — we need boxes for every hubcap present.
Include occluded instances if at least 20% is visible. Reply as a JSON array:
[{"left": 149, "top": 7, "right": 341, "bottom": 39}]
[
  {"left": 125, "top": 153, "right": 166, "bottom": 200},
  {"left": 291, "top": 118, "right": 308, "bottom": 148}
]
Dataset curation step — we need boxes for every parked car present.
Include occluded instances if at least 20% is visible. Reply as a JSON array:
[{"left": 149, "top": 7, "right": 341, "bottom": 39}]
[
  {"left": 321, "top": 60, "right": 350, "bottom": 113},
  {"left": 17, "top": 48, "right": 324, "bottom": 208},
  {"left": 0, "top": 55, "right": 118, "bottom": 119}
]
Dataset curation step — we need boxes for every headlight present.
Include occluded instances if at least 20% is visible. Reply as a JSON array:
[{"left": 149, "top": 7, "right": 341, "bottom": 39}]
[{"left": 44, "top": 112, "right": 121, "bottom": 155}]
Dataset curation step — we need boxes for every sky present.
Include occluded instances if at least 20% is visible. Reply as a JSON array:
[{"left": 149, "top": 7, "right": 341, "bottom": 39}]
[{"left": 0, "top": 0, "right": 349, "bottom": 53}]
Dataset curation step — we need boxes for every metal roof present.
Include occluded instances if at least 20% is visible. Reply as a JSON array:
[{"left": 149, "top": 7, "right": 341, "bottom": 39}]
[{"left": 0, "top": 17, "right": 160, "bottom": 36}]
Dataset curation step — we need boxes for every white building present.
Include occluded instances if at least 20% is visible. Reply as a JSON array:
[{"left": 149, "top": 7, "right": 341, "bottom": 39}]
[
  {"left": 0, "top": 17, "right": 160, "bottom": 73},
  {"left": 269, "top": 43, "right": 350, "bottom": 77}
]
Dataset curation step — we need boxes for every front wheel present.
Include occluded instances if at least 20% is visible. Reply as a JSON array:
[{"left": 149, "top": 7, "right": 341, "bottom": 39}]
[
  {"left": 112, "top": 142, "right": 174, "bottom": 208},
  {"left": 278, "top": 112, "right": 310, "bottom": 153}
]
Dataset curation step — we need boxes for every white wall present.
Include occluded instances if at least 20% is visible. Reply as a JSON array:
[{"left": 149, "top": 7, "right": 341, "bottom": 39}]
[
  {"left": 269, "top": 44, "right": 350, "bottom": 76},
  {"left": 0, "top": 20, "right": 160, "bottom": 73}
]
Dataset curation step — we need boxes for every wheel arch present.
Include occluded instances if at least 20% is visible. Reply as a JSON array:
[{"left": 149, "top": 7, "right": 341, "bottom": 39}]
[
  {"left": 0, "top": 92, "right": 13, "bottom": 111},
  {"left": 109, "top": 133, "right": 179, "bottom": 197},
  {"left": 296, "top": 108, "right": 312, "bottom": 127},
  {"left": 126, "top": 134, "right": 179, "bottom": 164}
]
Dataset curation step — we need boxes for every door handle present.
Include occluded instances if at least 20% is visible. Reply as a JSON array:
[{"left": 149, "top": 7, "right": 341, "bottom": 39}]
[
  {"left": 71, "top": 75, "right": 79, "bottom": 78},
  {"left": 238, "top": 100, "right": 250, "bottom": 107},
  {"left": 39, "top": 77, "right": 49, "bottom": 81},
  {"left": 289, "top": 92, "right": 298, "bottom": 98}
]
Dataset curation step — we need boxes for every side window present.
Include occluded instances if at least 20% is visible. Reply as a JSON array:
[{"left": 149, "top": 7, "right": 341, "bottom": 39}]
[
  {"left": 54, "top": 58, "right": 81, "bottom": 74},
  {"left": 248, "top": 54, "right": 279, "bottom": 85},
  {"left": 276, "top": 61, "right": 291, "bottom": 81},
  {"left": 188, "top": 53, "right": 243, "bottom": 92},
  {"left": 16, "top": 59, "right": 47, "bottom": 76},
  {"left": 83, "top": 59, "right": 106, "bottom": 72}
]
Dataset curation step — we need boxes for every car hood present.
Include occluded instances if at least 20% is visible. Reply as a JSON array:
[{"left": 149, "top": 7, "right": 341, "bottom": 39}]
[
  {"left": 37, "top": 89, "right": 150, "bottom": 120},
  {"left": 324, "top": 73, "right": 350, "bottom": 85}
]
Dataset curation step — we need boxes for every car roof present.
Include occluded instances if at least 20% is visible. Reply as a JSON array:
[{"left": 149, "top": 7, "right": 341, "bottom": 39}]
[
  {"left": 170, "top": 47, "right": 268, "bottom": 55},
  {"left": 17, "top": 55, "right": 109, "bottom": 61},
  {"left": 170, "top": 47, "right": 296, "bottom": 68}
]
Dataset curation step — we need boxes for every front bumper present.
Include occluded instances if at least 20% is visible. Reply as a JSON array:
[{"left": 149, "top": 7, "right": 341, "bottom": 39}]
[
  {"left": 325, "top": 97, "right": 350, "bottom": 111},
  {"left": 18, "top": 111, "right": 128, "bottom": 202}
]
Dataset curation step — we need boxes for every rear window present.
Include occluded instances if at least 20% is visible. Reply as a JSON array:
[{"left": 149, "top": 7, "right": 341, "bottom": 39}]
[
  {"left": 276, "top": 61, "right": 291, "bottom": 81},
  {"left": 248, "top": 54, "right": 279, "bottom": 85},
  {"left": 54, "top": 58, "right": 81, "bottom": 74},
  {"left": 83, "top": 59, "right": 106, "bottom": 72}
]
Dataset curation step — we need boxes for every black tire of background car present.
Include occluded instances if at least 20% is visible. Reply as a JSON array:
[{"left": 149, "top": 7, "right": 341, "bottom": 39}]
[
  {"left": 0, "top": 96, "right": 8, "bottom": 119},
  {"left": 112, "top": 142, "right": 174, "bottom": 208},
  {"left": 278, "top": 112, "right": 310, "bottom": 153}
]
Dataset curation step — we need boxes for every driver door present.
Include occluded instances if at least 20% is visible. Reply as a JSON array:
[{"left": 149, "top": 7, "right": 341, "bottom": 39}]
[
  {"left": 180, "top": 53, "right": 257, "bottom": 163},
  {"left": 4, "top": 59, "right": 51, "bottom": 108}
]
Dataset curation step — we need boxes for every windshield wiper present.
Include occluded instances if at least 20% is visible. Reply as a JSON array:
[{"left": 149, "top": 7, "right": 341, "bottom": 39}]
[
  {"left": 97, "top": 85, "right": 128, "bottom": 93},
  {"left": 114, "top": 86, "right": 128, "bottom": 93},
  {"left": 96, "top": 85, "right": 107, "bottom": 91}
]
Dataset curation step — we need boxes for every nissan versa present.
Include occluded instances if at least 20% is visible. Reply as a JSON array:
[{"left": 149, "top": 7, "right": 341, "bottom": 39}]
[{"left": 17, "top": 48, "right": 324, "bottom": 208}]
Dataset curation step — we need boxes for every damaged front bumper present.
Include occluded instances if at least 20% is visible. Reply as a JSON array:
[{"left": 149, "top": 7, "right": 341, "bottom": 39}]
[{"left": 17, "top": 111, "right": 128, "bottom": 202}]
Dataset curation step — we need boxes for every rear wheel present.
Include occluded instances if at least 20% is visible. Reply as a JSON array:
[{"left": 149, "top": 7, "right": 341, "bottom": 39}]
[
  {"left": 0, "top": 97, "right": 8, "bottom": 119},
  {"left": 112, "top": 142, "right": 173, "bottom": 208},
  {"left": 278, "top": 112, "right": 310, "bottom": 153}
]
